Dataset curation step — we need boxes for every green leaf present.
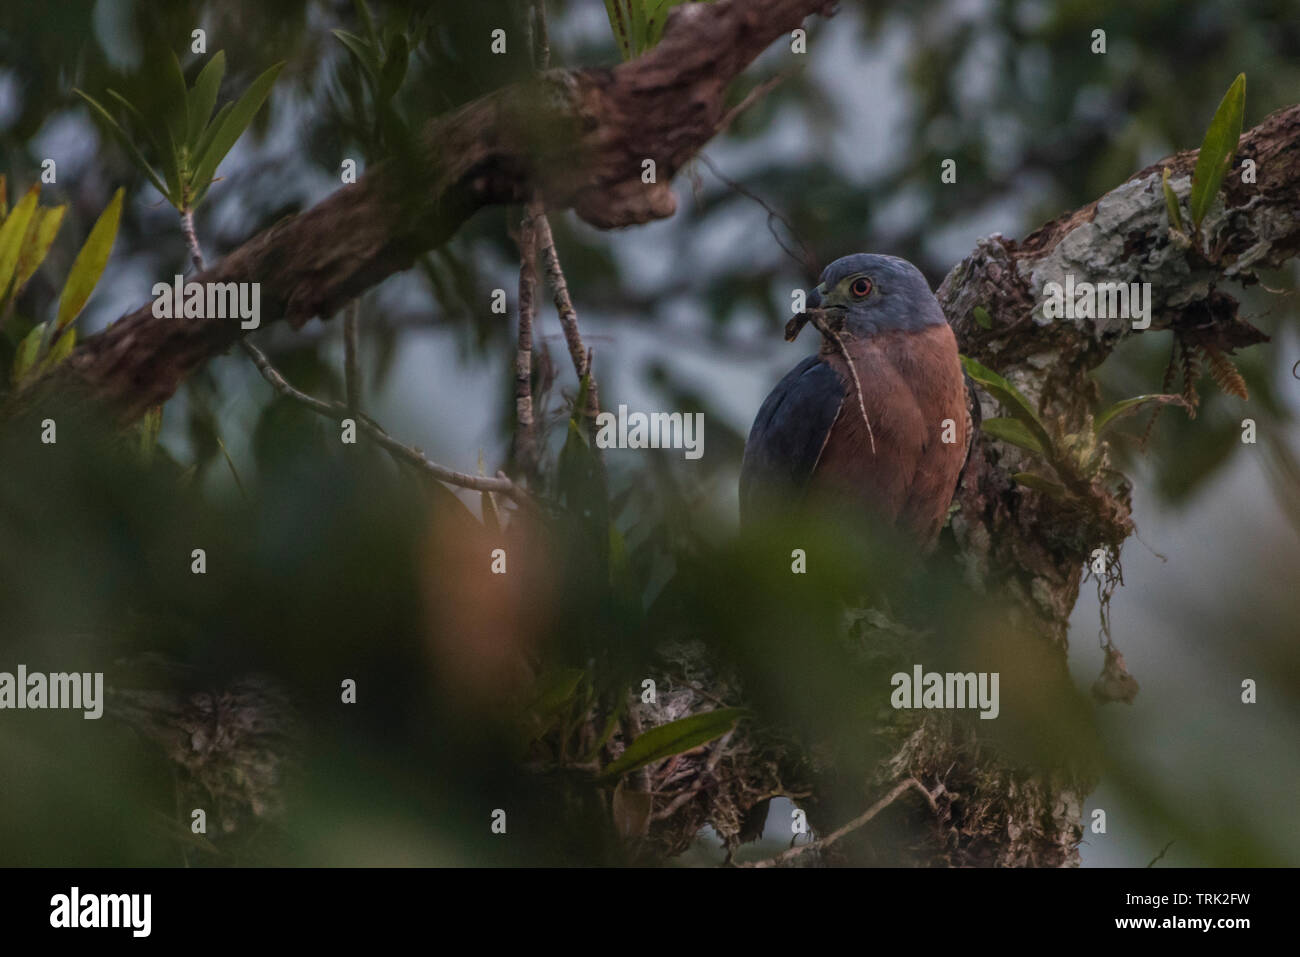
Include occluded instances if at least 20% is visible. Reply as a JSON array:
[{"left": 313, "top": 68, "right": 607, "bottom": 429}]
[
  {"left": 1188, "top": 73, "right": 1245, "bottom": 229},
  {"left": 332, "top": 29, "right": 380, "bottom": 82},
  {"left": 644, "top": 0, "right": 700, "bottom": 49},
  {"left": 557, "top": 375, "right": 610, "bottom": 556},
  {"left": 161, "top": 50, "right": 191, "bottom": 161},
  {"left": 1094, "top": 393, "right": 1188, "bottom": 436},
  {"left": 377, "top": 32, "right": 409, "bottom": 105},
  {"left": 0, "top": 184, "right": 41, "bottom": 302},
  {"left": 11, "top": 321, "right": 47, "bottom": 384},
  {"left": 192, "top": 101, "right": 233, "bottom": 171},
  {"left": 55, "top": 187, "right": 124, "bottom": 333},
  {"left": 529, "top": 668, "right": 587, "bottom": 718},
  {"left": 1011, "top": 472, "right": 1069, "bottom": 498},
  {"left": 186, "top": 51, "right": 227, "bottom": 151},
  {"left": 960, "top": 355, "right": 1053, "bottom": 452},
  {"left": 1161, "top": 167, "right": 1184, "bottom": 233},
  {"left": 140, "top": 405, "right": 164, "bottom": 462},
  {"left": 215, "top": 436, "right": 246, "bottom": 498},
  {"left": 604, "top": 0, "right": 633, "bottom": 59},
  {"left": 481, "top": 489, "right": 501, "bottom": 534},
  {"left": 189, "top": 61, "right": 285, "bottom": 206},
  {"left": 11, "top": 205, "right": 66, "bottom": 299},
  {"left": 104, "top": 89, "right": 179, "bottom": 203},
  {"left": 630, "top": 0, "right": 649, "bottom": 54},
  {"left": 981, "top": 417, "right": 1047, "bottom": 457},
  {"left": 597, "top": 708, "right": 745, "bottom": 783},
  {"left": 353, "top": 0, "right": 380, "bottom": 47},
  {"left": 75, "top": 90, "right": 172, "bottom": 202},
  {"left": 34, "top": 325, "right": 75, "bottom": 377},
  {"left": 973, "top": 305, "right": 993, "bottom": 329},
  {"left": 583, "top": 691, "right": 628, "bottom": 763}
]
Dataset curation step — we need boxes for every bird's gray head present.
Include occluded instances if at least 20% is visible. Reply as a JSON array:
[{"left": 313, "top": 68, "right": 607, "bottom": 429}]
[{"left": 806, "top": 254, "right": 945, "bottom": 338}]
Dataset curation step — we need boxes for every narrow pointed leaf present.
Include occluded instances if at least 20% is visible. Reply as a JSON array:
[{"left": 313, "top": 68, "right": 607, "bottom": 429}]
[
  {"left": 162, "top": 50, "right": 190, "bottom": 160},
  {"left": 481, "top": 489, "right": 501, "bottom": 534},
  {"left": 980, "top": 417, "right": 1047, "bottom": 456},
  {"left": 186, "top": 51, "right": 226, "bottom": 150},
  {"left": 528, "top": 667, "right": 587, "bottom": 718},
  {"left": 55, "top": 187, "right": 124, "bottom": 333},
  {"left": 353, "top": 0, "right": 379, "bottom": 46},
  {"left": 630, "top": 0, "right": 649, "bottom": 55},
  {"left": 604, "top": 1, "right": 633, "bottom": 59},
  {"left": 960, "top": 355, "right": 1053, "bottom": 451},
  {"left": 1161, "top": 168, "right": 1184, "bottom": 233},
  {"left": 34, "top": 325, "right": 75, "bottom": 377},
  {"left": 378, "top": 33, "right": 409, "bottom": 104},
  {"left": 12, "top": 321, "right": 47, "bottom": 384},
  {"left": 1189, "top": 73, "right": 1245, "bottom": 229},
  {"left": 104, "top": 88, "right": 179, "bottom": 203},
  {"left": 141, "top": 405, "right": 163, "bottom": 456},
  {"left": 597, "top": 708, "right": 745, "bottom": 783},
  {"left": 192, "top": 101, "right": 233, "bottom": 170},
  {"left": 1011, "top": 472, "right": 1069, "bottom": 498},
  {"left": 645, "top": 0, "right": 681, "bottom": 48},
  {"left": 332, "top": 30, "right": 379, "bottom": 82},
  {"left": 189, "top": 62, "right": 285, "bottom": 203},
  {"left": 12, "top": 204, "right": 66, "bottom": 296},
  {"left": 105, "top": 89, "right": 163, "bottom": 158},
  {"left": 0, "top": 184, "right": 40, "bottom": 301},
  {"left": 1094, "top": 394, "right": 1189, "bottom": 435},
  {"left": 75, "top": 90, "right": 172, "bottom": 201}
]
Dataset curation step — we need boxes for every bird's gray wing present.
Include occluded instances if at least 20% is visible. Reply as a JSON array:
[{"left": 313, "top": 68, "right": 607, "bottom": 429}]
[{"left": 739, "top": 355, "right": 846, "bottom": 524}]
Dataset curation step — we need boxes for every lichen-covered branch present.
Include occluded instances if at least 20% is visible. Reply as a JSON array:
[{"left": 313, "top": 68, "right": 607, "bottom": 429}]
[
  {"left": 629, "top": 105, "right": 1298, "bottom": 867},
  {"left": 32, "top": 0, "right": 837, "bottom": 423}
]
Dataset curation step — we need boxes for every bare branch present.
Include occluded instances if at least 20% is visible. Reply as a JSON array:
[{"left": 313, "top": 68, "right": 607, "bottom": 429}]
[
  {"left": 39, "top": 0, "right": 838, "bottom": 421},
  {"left": 180, "top": 208, "right": 205, "bottom": 272},
  {"left": 514, "top": 199, "right": 542, "bottom": 476},
  {"left": 738, "top": 777, "right": 939, "bottom": 868},
  {"left": 241, "top": 339, "right": 527, "bottom": 503},
  {"left": 535, "top": 211, "right": 599, "bottom": 421},
  {"left": 697, "top": 152, "right": 818, "bottom": 277}
]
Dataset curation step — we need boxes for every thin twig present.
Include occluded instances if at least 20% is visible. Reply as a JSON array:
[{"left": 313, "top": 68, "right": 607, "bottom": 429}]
[
  {"left": 343, "top": 299, "right": 361, "bottom": 414},
  {"left": 696, "top": 152, "right": 818, "bottom": 277},
  {"left": 738, "top": 777, "right": 935, "bottom": 868},
  {"left": 1146, "top": 839, "right": 1175, "bottom": 868},
  {"left": 795, "top": 308, "right": 875, "bottom": 454},
  {"left": 535, "top": 211, "right": 599, "bottom": 422},
  {"left": 241, "top": 339, "right": 528, "bottom": 503},
  {"left": 180, "top": 204, "right": 523, "bottom": 503},
  {"left": 716, "top": 72, "right": 787, "bottom": 137},
  {"left": 180, "top": 208, "right": 205, "bottom": 272},
  {"left": 514, "top": 199, "right": 542, "bottom": 476},
  {"left": 215, "top": 437, "right": 249, "bottom": 503}
]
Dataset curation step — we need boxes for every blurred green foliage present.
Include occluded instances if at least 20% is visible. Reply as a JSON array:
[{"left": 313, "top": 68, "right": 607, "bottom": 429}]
[{"left": 0, "top": 0, "right": 1296, "bottom": 867}]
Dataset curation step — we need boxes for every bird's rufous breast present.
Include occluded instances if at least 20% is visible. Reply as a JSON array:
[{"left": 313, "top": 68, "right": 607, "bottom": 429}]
[{"left": 812, "top": 323, "right": 969, "bottom": 545}]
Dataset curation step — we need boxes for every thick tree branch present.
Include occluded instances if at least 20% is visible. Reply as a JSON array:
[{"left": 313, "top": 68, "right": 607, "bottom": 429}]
[{"left": 38, "top": 0, "right": 835, "bottom": 422}]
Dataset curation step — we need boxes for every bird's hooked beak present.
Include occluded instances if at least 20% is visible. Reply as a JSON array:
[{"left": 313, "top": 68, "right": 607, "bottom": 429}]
[{"left": 784, "top": 281, "right": 845, "bottom": 342}]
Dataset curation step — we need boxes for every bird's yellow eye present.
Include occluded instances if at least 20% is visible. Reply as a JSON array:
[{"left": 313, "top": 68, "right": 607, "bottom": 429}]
[{"left": 850, "top": 277, "right": 873, "bottom": 298}]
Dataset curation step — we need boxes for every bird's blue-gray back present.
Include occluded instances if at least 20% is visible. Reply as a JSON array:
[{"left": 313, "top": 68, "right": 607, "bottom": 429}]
[{"left": 739, "top": 355, "right": 843, "bottom": 524}]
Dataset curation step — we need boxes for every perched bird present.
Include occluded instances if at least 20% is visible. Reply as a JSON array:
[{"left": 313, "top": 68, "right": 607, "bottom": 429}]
[{"left": 740, "top": 253, "right": 975, "bottom": 546}]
